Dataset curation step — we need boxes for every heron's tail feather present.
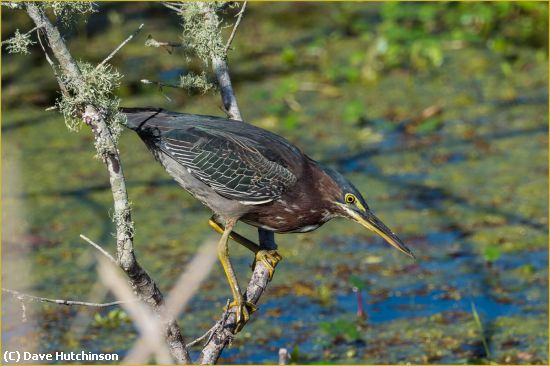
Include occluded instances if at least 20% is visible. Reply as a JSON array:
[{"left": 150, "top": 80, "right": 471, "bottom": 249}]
[{"left": 120, "top": 107, "right": 163, "bottom": 130}]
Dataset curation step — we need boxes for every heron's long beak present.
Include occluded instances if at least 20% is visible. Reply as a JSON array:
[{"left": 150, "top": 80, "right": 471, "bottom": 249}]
[{"left": 349, "top": 209, "right": 415, "bottom": 260}]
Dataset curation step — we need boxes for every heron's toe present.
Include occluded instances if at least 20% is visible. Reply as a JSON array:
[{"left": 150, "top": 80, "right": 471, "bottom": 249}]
[
  {"left": 227, "top": 297, "right": 256, "bottom": 333},
  {"left": 253, "top": 250, "right": 282, "bottom": 280}
]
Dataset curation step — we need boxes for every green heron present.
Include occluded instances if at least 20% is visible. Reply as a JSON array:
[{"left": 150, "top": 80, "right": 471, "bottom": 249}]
[{"left": 122, "top": 107, "right": 414, "bottom": 330}]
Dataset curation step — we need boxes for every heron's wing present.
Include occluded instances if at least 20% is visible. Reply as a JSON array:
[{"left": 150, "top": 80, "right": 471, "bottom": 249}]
[{"left": 160, "top": 126, "right": 297, "bottom": 204}]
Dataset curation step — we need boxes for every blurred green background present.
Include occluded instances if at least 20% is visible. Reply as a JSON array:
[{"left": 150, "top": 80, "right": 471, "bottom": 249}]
[{"left": 2, "top": 2, "right": 548, "bottom": 364}]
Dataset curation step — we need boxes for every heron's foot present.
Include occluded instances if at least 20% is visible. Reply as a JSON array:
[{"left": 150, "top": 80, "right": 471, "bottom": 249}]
[
  {"left": 253, "top": 250, "right": 282, "bottom": 281},
  {"left": 227, "top": 297, "right": 256, "bottom": 332}
]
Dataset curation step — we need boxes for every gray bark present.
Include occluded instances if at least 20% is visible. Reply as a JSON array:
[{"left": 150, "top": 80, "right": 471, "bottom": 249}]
[{"left": 212, "top": 56, "right": 242, "bottom": 121}]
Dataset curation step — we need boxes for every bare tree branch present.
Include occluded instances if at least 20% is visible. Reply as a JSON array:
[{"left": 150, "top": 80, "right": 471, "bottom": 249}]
[
  {"left": 2, "top": 288, "right": 125, "bottom": 308},
  {"left": 24, "top": 3, "right": 191, "bottom": 363},
  {"left": 211, "top": 58, "right": 241, "bottom": 120},
  {"left": 98, "top": 23, "right": 144, "bottom": 68},
  {"left": 224, "top": 1, "right": 247, "bottom": 54},
  {"left": 194, "top": 2, "right": 243, "bottom": 121},
  {"left": 80, "top": 234, "right": 117, "bottom": 264}
]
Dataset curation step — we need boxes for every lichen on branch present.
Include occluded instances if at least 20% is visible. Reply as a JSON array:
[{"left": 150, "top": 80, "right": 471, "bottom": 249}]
[
  {"left": 3, "top": 29, "right": 36, "bottom": 55},
  {"left": 45, "top": 1, "right": 96, "bottom": 24},
  {"left": 57, "top": 62, "right": 126, "bottom": 146},
  {"left": 111, "top": 204, "right": 135, "bottom": 247},
  {"left": 179, "top": 71, "right": 216, "bottom": 94},
  {"left": 178, "top": 2, "right": 226, "bottom": 64}
]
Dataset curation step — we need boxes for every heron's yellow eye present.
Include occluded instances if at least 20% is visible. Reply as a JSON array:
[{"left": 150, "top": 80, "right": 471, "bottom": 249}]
[{"left": 345, "top": 193, "right": 356, "bottom": 204}]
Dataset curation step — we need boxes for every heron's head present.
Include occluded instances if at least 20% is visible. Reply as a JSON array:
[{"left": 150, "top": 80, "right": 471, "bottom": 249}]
[{"left": 323, "top": 166, "right": 415, "bottom": 259}]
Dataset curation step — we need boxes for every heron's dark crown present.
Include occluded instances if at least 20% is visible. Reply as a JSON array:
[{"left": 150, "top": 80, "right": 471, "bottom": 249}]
[{"left": 317, "top": 164, "right": 370, "bottom": 211}]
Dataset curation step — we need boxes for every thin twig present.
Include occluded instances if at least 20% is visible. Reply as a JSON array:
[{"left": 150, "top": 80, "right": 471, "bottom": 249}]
[
  {"left": 36, "top": 28, "right": 68, "bottom": 96},
  {"left": 225, "top": 1, "right": 247, "bottom": 54},
  {"left": 145, "top": 35, "right": 191, "bottom": 55},
  {"left": 2, "top": 288, "right": 125, "bottom": 307},
  {"left": 186, "top": 323, "right": 218, "bottom": 348},
  {"left": 35, "top": 29, "right": 54, "bottom": 70},
  {"left": 145, "top": 37, "right": 182, "bottom": 49},
  {"left": 80, "top": 234, "right": 117, "bottom": 264},
  {"left": 141, "top": 79, "right": 181, "bottom": 89},
  {"left": 140, "top": 79, "right": 176, "bottom": 101},
  {"left": 186, "top": 300, "right": 230, "bottom": 349},
  {"left": 210, "top": 299, "right": 231, "bottom": 344},
  {"left": 98, "top": 23, "right": 144, "bottom": 68},
  {"left": 163, "top": 2, "right": 183, "bottom": 13}
]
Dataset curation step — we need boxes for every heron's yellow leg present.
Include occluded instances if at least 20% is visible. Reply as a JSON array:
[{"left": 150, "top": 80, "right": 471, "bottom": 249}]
[
  {"left": 209, "top": 218, "right": 282, "bottom": 280},
  {"left": 209, "top": 219, "right": 259, "bottom": 254},
  {"left": 217, "top": 221, "right": 256, "bottom": 332}
]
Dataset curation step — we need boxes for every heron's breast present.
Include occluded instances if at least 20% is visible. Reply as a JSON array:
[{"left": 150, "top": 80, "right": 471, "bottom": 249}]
[{"left": 241, "top": 199, "right": 334, "bottom": 233}]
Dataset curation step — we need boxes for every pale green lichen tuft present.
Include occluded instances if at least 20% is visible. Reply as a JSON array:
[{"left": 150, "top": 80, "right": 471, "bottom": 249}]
[
  {"left": 179, "top": 71, "right": 215, "bottom": 94},
  {"left": 4, "top": 29, "right": 35, "bottom": 55},
  {"left": 178, "top": 2, "right": 226, "bottom": 64},
  {"left": 45, "top": 2, "right": 97, "bottom": 24},
  {"left": 56, "top": 62, "right": 126, "bottom": 147}
]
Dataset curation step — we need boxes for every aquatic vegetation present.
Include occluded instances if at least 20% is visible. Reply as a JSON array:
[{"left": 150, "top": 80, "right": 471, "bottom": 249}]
[
  {"left": 483, "top": 246, "right": 502, "bottom": 264},
  {"left": 319, "top": 318, "right": 362, "bottom": 344},
  {"left": 471, "top": 302, "right": 491, "bottom": 360},
  {"left": 93, "top": 309, "right": 130, "bottom": 329}
]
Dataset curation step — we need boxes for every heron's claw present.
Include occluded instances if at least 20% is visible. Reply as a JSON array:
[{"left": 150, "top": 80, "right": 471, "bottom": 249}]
[
  {"left": 253, "top": 250, "right": 282, "bottom": 281},
  {"left": 227, "top": 297, "right": 256, "bottom": 332}
]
